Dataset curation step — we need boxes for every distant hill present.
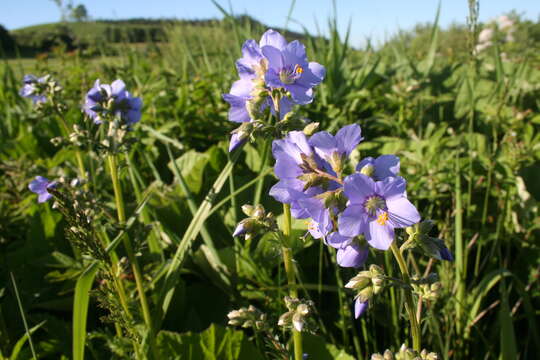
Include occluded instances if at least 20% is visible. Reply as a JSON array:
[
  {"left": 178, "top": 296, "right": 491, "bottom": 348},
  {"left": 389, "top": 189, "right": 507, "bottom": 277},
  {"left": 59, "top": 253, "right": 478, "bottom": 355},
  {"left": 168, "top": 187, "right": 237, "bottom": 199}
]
[{"left": 8, "top": 16, "right": 312, "bottom": 55}]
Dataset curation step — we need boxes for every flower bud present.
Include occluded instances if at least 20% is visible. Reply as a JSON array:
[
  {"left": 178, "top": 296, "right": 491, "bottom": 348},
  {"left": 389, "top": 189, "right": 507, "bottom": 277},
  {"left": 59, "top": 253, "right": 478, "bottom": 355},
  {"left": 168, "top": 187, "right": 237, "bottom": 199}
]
[
  {"left": 303, "top": 122, "right": 319, "bottom": 136},
  {"left": 360, "top": 164, "right": 375, "bottom": 177},
  {"left": 253, "top": 204, "right": 265, "bottom": 219},
  {"left": 241, "top": 204, "right": 255, "bottom": 217}
]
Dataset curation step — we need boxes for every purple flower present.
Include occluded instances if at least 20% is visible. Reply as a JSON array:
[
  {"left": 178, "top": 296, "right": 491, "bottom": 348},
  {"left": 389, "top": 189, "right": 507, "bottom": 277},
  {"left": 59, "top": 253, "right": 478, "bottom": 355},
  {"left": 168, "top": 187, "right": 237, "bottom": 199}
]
[
  {"left": 84, "top": 79, "right": 142, "bottom": 125},
  {"left": 28, "top": 176, "right": 57, "bottom": 203},
  {"left": 232, "top": 222, "right": 246, "bottom": 237},
  {"left": 223, "top": 79, "right": 255, "bottom": 124},
  {"left": 357, "top": 155, "right": 400, "bottom": 180},
  {"left": 338, "top": 174, "right": 420, "bottom": 250},
  {"left": 20, "top": 74, "right": 47, "bottom": 104},
  {"left": 354, "top": 299, "right": 368, "bottom": 318},
  {"left": 327, "top": 232, "right": 369, "bottom": 268},
  {"left": 298, "top": 197, "right": 333, "bottom": 237},
  {"left": 269, "top": 131, "right": 333, "bottom": 214},
  {"left": 261, "top": 30, "right": 325, "bottom": 104},
  {"left": 236, "top": 39, "right": 266, "bottom": 80},
  {"left": 309, "top": 124, "right": 363, "bottom": 161}
]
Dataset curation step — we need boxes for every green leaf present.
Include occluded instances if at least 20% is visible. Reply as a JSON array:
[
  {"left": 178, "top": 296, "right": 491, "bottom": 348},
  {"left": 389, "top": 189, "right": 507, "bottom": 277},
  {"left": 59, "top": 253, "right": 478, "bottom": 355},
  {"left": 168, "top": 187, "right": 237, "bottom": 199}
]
[
  {"left": 168, "top": 150, "right": 209, "bottom": 194},
  {"left": 302, "top": 333, "right": 355, "bottom": 360},
  {"left": 72, "top": 264, "right": 98, "bottom": 360},
  {"left": 9, "top": 321, "right": 45, "bottom": 360},
  {"left": 156, "top": 324, "right": 263, "bottom": 360}
]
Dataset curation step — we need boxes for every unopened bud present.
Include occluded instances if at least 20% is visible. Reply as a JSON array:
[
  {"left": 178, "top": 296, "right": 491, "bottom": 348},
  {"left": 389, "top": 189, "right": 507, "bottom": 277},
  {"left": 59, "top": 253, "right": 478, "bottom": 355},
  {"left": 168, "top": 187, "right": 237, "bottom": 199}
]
[
  {"left": 241, "top": 204, "right": 255, "bottom": 217},
  {"left": 360, "top": 164, "right": 375, "bottom": 177},
  {"left": 303, "top": 122, "right": 320, "bottom": 136}
]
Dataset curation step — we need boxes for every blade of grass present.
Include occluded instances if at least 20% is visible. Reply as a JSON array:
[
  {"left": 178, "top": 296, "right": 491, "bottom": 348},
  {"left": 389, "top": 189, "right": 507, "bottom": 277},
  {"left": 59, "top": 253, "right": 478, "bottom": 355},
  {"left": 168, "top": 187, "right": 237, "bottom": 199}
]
[
  {"left": 157, "top": 150, "right": 241, "bottom": 324},
  {"left": 9, "top": 321, "right": 45, "bottom": 360},
  {"left": 9, "top": 272, "right": 37, "bottom": 360}
]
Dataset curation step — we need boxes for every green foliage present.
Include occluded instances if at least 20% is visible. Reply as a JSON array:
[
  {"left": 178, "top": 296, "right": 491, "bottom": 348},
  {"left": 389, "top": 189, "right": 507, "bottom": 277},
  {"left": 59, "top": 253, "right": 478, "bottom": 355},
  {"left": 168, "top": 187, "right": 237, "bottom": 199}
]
[{"left": 156, "top": 324, "right": 264, "bottom": 359}]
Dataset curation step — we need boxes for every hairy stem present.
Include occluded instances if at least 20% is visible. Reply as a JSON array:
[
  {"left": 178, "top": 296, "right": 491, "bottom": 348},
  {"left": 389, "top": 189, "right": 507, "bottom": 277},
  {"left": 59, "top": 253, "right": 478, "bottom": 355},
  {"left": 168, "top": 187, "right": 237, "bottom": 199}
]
[
  {"left": 107, "top": 154, "right": 155, "bottom": 356},
  {"left": 390, "top": 241, "right": 421, "bottom": 351},
  {"left": 281, "top": 204, "right": 303, "bottom": 360}
]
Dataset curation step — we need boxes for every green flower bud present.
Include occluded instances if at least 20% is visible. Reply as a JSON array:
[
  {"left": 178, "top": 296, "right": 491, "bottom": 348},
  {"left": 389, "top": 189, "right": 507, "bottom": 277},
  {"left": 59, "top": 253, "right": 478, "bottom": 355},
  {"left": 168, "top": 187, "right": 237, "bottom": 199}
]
[
  {"left": 360, "top": 164, "right": 375, "bottom": 177},
  {"left": 241, "top": 204, "right": 255, "bottom": 217},
  {"left": 303, "top": 122, "right": 320, "bottom": 136}
]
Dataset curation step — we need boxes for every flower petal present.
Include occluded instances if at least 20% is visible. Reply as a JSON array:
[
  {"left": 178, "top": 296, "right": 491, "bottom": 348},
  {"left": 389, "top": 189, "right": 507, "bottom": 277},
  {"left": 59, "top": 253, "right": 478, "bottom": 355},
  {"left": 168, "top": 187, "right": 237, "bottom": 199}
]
[
  {"left": 376, "top": 176, "right": 407, "bottom": 201},
  {"left": 355, "top": 299, "right": 368, "bottom": 318},
  {"left": 343, "top": 173, "right": 375, "bottom": 204},
  {"left": 374, "top": 155, "right": 400, "bottom": 179},
  {"left": 228, "top": 133, "right": 246, "bottom": 152},
  {"left": 326, "top": 232, "right": 350, "bottom": 249},
  {"left": 366, "top": 220, "right": 394, "bottom": 250},
  {"left": 282, "top": 40, "right": 308, "bottom": 67},
  {"left": 338, "top": 204, "right": 368, "bottom": 237},
  {"left": 260, "top": 29, "right": 288, "bottom": 50},
  {"left": 335, "top": 124, "right": 362, "bottom": 155},
  {"left": 309, "top": 131, "right": 336, "bottom": 160},
  {"left": 111, "top": 79, "right": 126, "bottom": 97},
  {"left": 286, "top": 83, "right": 313, "bottom": 104},
  {"left": 386, "top": 197, "right": 421, "bottom": 228},
  {"left": 337, "top": 244, "right": 368, "bottom": 268},
  {"left": 262, "top": 45, "right": 284, "bottom": 70}
]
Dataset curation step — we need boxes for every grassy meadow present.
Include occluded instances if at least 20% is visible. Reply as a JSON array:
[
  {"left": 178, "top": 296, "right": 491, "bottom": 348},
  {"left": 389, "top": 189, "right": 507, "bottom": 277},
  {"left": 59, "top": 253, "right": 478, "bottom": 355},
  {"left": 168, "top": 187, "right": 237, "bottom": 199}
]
[{"left": 0, "top": 7, "right": 539, "bottom": 360}]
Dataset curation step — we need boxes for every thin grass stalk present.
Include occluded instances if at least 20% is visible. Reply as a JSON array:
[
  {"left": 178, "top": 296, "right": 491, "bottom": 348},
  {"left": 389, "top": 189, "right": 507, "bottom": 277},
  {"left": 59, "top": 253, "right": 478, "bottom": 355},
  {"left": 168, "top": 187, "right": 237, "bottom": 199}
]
[
  {"left": 9, "top": 272, "right": 37, "bottom": 360},
  {"left": 390, "top": 241, "right": 421, "bottom": 351},
  {"left": 384, "top": 250, "right": 400, "bottom": 345},
  {"left": 454, "top": 154, "right": 465, "bottom": 335},
  {"left": 327, "top": 247, "right": 349, "bottom": 349},
  {"left": 281, "top": 203, "right": 303, "bottom": 360}
]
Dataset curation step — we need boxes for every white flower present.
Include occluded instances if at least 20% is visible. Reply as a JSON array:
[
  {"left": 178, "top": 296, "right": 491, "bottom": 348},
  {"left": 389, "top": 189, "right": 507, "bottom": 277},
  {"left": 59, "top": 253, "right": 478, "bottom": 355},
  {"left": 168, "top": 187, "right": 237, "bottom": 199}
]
[{"left": 478, "top": 28, "right": 494, "bottom": 43}]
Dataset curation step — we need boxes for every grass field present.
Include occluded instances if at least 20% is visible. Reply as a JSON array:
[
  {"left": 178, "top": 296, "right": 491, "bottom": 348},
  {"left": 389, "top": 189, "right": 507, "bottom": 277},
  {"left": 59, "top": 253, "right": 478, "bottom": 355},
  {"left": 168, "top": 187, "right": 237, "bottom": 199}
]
[{"left": 0, "top": 5, "right": 539, "bottom": 360}]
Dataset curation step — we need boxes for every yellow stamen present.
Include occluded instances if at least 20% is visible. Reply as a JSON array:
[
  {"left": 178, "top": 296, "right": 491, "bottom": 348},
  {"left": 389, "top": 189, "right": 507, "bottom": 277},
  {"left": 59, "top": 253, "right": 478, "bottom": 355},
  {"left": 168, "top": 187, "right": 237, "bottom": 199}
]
[
  {"left": 376, "top": 212, "right": 389, "bottom": 226},
  {"left": 295, "top": 65, "right": 304, "bottom": 74}
]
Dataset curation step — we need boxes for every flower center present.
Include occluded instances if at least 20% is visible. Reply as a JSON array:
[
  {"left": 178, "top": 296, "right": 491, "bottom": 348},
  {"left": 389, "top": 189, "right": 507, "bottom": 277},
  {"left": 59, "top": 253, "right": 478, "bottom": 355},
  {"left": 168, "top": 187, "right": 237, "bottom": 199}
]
[
  {"left": 279, "top": 64, "right": 304, "bottom": 85},
  {"left": 364, "top": 195, "right": 386, "bottom": 217},
  {"left": 376, "top": 212, "right": 389, "bottom": 226}
]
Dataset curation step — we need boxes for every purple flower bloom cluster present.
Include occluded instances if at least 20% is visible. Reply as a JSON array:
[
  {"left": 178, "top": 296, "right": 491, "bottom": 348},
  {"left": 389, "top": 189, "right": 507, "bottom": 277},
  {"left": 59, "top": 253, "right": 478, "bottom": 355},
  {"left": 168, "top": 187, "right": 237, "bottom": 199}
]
[
  {"left": 223, "top": 29, "right": 325, "bottom": 151},
  {"left": 19, "top": 75, "right": 48, "bottom": 104},
  {"left": 269, "top": 124, "right": 431, "bottom": 317},
  {"left": 29, "top": 176, "right": 57, "bottom": 203},
  {"left": 84, "top": 79, "right": 142, "bottom": 125}
]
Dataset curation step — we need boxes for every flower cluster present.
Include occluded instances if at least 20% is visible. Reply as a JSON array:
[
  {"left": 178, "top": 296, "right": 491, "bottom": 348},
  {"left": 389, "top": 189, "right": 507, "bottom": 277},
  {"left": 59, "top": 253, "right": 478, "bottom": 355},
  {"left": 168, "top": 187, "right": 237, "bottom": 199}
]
[
  {"left": 84, "top": 79, "right": 142, "bottom": 126},
  {"left": 344, "top": 265, "right": 386, "bottom": 318},
  {"left": 227, "top": 305, "right": 268, "bottom": 331},
  {"left": 371, "top": 344, "right": 439, "bottom": 360},
  {"left": 269, "top": 123, "right": 453, "bottom": 317},
  {"left": 19, "top": 74, "right": 61, "bottom": 105},
  {"left": 269, "top": 123, "right": 420, "bottom": 267},
  {"left": 223, "top": 29, "right": 325, "bottom": 151},
  {"left": 277, "top": 296, "right": 315, "bottom": 332},
  {"left": 26, "top": 77, "right": 142, "bottom": 204},
  {"left": 475, "top": 15, "right": 516, "bottom": 53},
  {"left": 233, "top": 204, "right": 278, "bottom": 241}
]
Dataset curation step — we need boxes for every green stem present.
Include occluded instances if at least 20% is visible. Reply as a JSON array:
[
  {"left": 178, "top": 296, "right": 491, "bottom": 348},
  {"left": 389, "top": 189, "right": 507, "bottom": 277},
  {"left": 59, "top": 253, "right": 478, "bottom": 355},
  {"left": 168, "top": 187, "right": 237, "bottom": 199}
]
[
  {"left": 253, "top": 138, "right": 270, "bottom": 205},
  {"left": 107, "top": 154, "right": 155, "bottom": 355},
  {"left": 390, "top": 241, "right": 421, "bottom": 351},
  {"left": 281, "top": 204, "right": 303, "bottom": 360}
]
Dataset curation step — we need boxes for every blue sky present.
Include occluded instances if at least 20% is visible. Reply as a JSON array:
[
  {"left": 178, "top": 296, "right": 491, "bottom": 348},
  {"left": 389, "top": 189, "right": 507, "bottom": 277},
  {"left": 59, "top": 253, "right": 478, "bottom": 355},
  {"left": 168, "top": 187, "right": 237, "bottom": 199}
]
[{"left": 2, "top": 0, "right": 539, "bottom": 46}]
